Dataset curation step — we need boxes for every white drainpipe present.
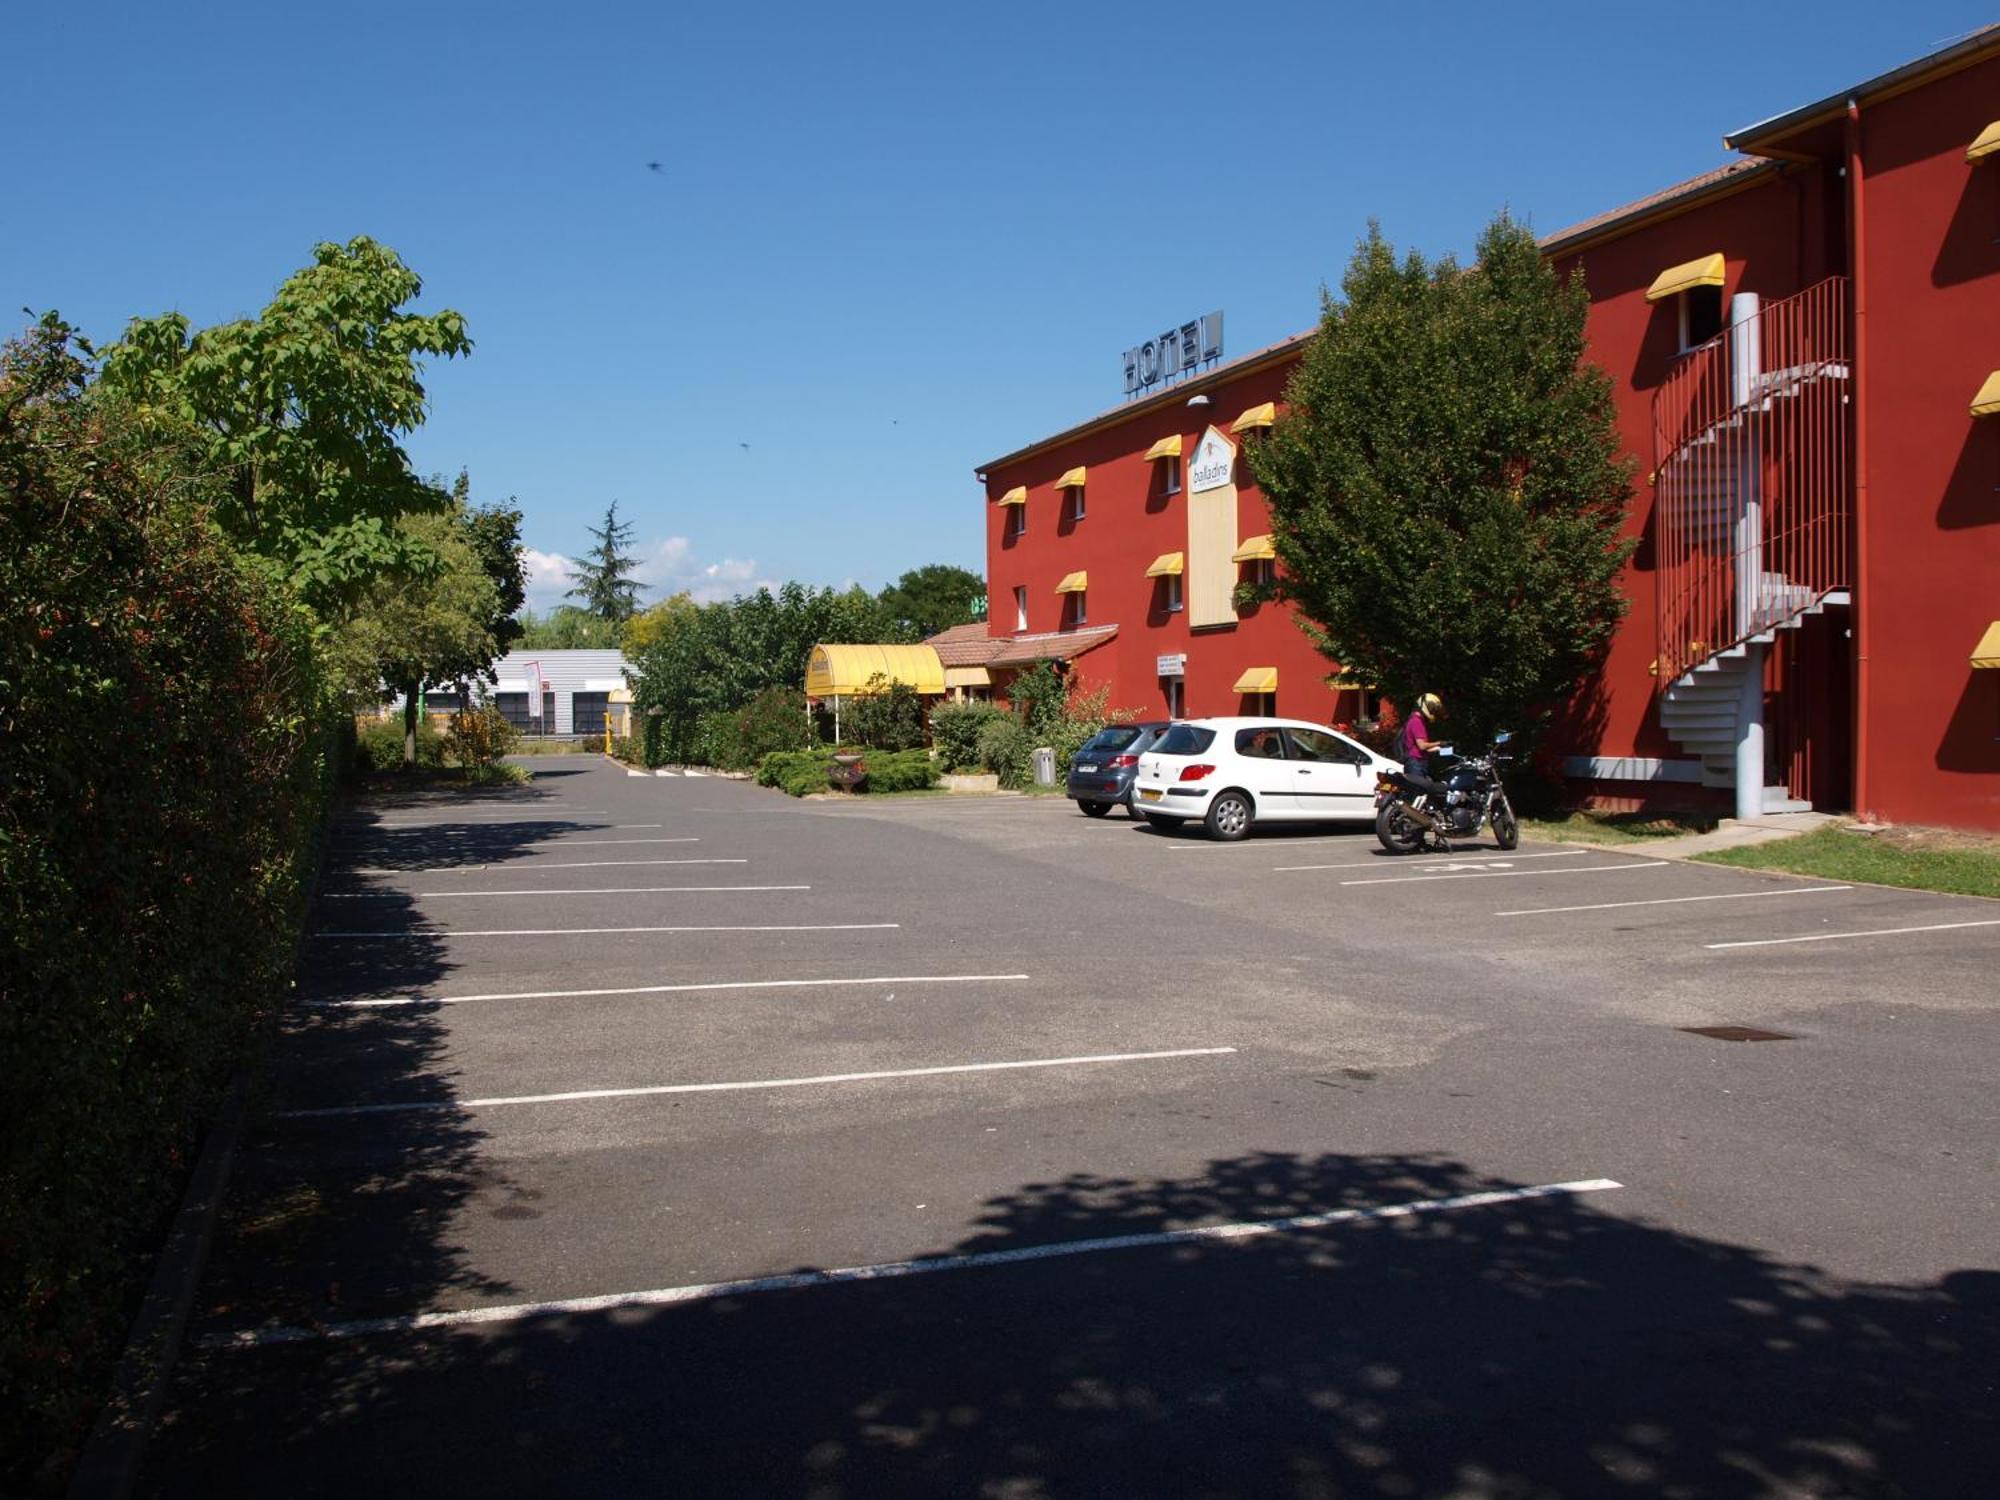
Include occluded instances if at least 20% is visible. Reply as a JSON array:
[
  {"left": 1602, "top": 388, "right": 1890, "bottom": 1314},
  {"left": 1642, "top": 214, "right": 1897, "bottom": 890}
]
[{"left": 1730, "top": 291, "right": 1765, "bottom": 822}]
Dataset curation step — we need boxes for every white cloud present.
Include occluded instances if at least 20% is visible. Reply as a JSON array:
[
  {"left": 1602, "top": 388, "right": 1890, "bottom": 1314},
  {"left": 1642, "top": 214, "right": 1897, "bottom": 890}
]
[{"left": 521, "top": 536, "right": 777, "bottom": 614}]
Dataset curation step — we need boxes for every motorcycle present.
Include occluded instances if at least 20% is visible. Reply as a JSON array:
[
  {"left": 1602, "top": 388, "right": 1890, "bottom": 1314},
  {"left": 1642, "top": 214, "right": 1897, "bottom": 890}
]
[{"left": 1374, "top": 732, "right": 1520, "bottom": 854}]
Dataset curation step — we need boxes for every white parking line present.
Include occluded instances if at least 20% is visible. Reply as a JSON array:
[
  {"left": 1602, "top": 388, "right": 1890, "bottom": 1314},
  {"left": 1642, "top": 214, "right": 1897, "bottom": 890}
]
[
  {"left": 626, "top": 769, "right": 650, "bottom": 777},
  {"left": 1342, "top": 861, "right": 1668, "bottom": 887},
  {"left": 307, "top": 970, "right": 1031, "bottom": 1009},
  {"left": 1274, "top": 849, "right": 1602, "bottom": 873},
  {"left": 345, "top": 859, "right": 745, "bottom": 875},
  {"left": 313, "top": 922, "right": 902, "bottom": 940},
  {"left": 320, "top": 884, "right": 808, "bottom": 900},
  {"left": 277, "top": 1044, "right": 1237, "bottom": 1118},
  {"left": 655, "top": 769, "right": 678, "bottom": 777},
  {"left": 1706, "top": 918, "right": 2000, "bottom": 950},
  {"left": 1497, "top": 885, "right": 1853, "bottom": 917},
  {"left": 205, "top": 1177, "right": 1622, "bottom": 1346}
]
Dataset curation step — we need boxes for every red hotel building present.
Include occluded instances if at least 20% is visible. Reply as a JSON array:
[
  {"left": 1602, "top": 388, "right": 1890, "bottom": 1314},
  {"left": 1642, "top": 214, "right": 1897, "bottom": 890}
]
[{"left": 963, "top": 28, "right": 2000, "bottom": 830}]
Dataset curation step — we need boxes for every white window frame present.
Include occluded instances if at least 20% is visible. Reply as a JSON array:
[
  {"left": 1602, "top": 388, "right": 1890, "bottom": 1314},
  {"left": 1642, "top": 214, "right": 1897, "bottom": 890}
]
[
  {"left": 1165, "top": 573, "right": 1184, "bottom": 613},
  {"left": 1161, "top": 456, "right": 1182, "bottom": 496},
  {"left": 1068, "top": 590, "right": 1087, "bottom": 627},
  {"left": 1007, "top": 503, "right": 1026, "bottom": 540},
  {"left": 1066, "top": 484, "right": 1085, "bottom": 523},
  {"left": 1013, "top": 585, "right": 1028, "bottom": 632},
  {"left": 1164, "top": 677, "right": 1184, "bottom": 717},
  {"left": 1676, "top": 285, "right": 1725, "bottom": 354}
]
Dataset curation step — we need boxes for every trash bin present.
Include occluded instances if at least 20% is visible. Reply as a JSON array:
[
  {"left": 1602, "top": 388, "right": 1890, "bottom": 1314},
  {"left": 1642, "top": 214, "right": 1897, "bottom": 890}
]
[{"left": 1033, "top": 747, "right": 1058, "bottom": 786}]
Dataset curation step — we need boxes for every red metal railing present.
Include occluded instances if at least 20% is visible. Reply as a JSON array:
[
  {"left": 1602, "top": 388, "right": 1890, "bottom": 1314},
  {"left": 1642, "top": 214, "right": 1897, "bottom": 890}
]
[{"left": 1652, "top": 277, "right": 1851, "bottom": 684}]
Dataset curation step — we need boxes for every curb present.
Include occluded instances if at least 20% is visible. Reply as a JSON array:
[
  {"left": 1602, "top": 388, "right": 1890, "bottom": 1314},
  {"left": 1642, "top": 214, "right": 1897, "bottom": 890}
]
[{"left": 66, "top": 1080, "right": 249, "bottom": 1500}]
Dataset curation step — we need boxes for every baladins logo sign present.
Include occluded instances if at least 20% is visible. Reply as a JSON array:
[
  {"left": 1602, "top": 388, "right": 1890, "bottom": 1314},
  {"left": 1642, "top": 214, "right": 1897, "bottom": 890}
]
[{"left": 1188, "top": 427, "right": 1236, "bottom": 492}]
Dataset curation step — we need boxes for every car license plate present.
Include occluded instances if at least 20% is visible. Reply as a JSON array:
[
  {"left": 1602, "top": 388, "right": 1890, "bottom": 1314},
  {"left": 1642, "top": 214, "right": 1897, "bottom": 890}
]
[
  {"left": 1076, "top": 763, "right": 1097, "bottom": 772},
  {"left": 1139, "top": 788, "right": 1163, "bottom": 803}
]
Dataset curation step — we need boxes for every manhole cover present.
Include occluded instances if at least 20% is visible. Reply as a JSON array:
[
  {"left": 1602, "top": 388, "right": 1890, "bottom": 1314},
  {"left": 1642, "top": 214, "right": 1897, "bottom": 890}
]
[{"left": 1679, "top": 1025, "right": 1799, "bottom": 1042}]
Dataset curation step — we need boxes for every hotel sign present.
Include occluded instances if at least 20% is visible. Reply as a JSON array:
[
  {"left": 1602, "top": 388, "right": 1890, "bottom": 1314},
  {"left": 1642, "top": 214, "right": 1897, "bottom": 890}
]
[{"left": 1124, "top": 310, "right": 1223, "bottom": 396}]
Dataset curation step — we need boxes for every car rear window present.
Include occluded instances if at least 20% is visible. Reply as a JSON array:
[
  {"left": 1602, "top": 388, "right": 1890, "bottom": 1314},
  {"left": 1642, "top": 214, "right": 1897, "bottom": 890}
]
[
  {"left": 1082, "top": 727, "right": 1142, "bottom": 753},
  {"left": 1151, "top": 725, "right": 1216, "bottom": 755}
]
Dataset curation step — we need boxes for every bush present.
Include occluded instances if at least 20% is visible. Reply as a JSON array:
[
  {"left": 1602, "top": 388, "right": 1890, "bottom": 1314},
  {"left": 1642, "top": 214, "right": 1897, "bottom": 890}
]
[
  {"left": 443, "top": 703, "right": 519, "bottom": 772},
  {"left": 1, "top": 321, "right": 333, "bottom": 1479},
  {"left": 756, "top": 749, "right": 835, "bottom": 797},
  {"left": 608, "top": 734, "right": 640, "bottom": 765},
  {"left": 976, "top": 717, "right": 1032, "bottom": 788},
  {"left": 354, "top": 714, "right": 444, "bottom": 772},
  {"left": 700, "top": 686, "right": 812, "bottom": 771},
  {"left": 858, "top": 748, "right": 938, "bottom": 792},
  {"left": 844, "top": 675, "right": 927, "bottom": 751},
  {"left": 930, "top": 701, "right": 1008, "bottom": 771}
]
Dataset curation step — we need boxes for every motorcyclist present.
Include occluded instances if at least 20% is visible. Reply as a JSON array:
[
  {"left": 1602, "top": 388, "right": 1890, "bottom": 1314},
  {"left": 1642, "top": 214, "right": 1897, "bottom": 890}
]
[{"left": 1397, "top": 693, "right": 1450, "bottom": 800}]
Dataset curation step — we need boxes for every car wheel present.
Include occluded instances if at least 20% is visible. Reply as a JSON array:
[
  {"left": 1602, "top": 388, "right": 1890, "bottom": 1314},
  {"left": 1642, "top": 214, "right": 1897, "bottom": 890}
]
[
  {"left": 1205, "top": 790, "right": 1253, "bottom": 841},
  {"left": 1078, "top": 799, "right": 1111, "bottom": 818},
  {"left": 1142, "top": 812, "right": 1184, "bottom": 832}
]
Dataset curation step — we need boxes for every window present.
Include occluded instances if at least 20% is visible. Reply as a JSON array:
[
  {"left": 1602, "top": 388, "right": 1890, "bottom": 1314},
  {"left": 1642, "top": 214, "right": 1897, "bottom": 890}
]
[
  {"left": 1064, "top": 590, "right": 1087, "bottom": 628},
  {"left": 572, "top": 691, "right": 611, "bottom": 737},
  {"left": 1234, "top": 727, "right": 1288, "bottom": 759},
  {"left": 1007, "top": 503, "right": 1026, "bottom": 540},
  {"left": 1164, "top": 677, "right": 1184, "bottom": 717},
  {"left": 1242, "top": 691, "right": 1276, "bottom": 716},
  {"left": 1013, "top": 585, "right": 1028, "bottom": 632},
  {"left": 1165, "top": 573, "right": 1184, "bottom": 613},
  {"left": 1285, "top": 727, "right": 1369, "bottom": 765},
  {"left": 1081, "top": 726, "right": 1144, "bottom": 754},
  {"left": 1250, "top": 558, "right": 1276, "bottom": 589},
  {"left": 1161, "top": 457, "right": 1182, "bottom": 496},
  {"left": 1066, "top": 485, "right": 1085, "bottom": 523},
  {"left": 1678, "top": 285, "right": 1725, "bottom": 352},
  {"left": 1153, "top": 724, "right": 1216, "bottom": 755}
]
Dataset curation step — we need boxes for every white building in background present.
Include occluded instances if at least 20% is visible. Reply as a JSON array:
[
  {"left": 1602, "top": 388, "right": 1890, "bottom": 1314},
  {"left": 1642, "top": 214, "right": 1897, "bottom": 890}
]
[{"left": 396, "top": 649, "right": 637, "bottom": 736}]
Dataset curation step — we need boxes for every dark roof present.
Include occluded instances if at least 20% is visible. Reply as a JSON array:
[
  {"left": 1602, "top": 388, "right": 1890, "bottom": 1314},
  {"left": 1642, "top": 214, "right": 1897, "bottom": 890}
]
[
  {"left": 1725, "top": 23, "right": 2000, "bottom": 153},
  {"left": 975, "top": 333, "right": 1312, "bottom": 476},
  {"left": 1538, "top": 160, "right": 1777, "bottom": 253}
]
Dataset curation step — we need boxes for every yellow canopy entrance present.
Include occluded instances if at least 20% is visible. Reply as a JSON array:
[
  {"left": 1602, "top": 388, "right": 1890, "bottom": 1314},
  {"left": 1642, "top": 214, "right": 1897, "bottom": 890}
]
[{"left": 805, "top": 644, "right": 947, "bottom": 697}]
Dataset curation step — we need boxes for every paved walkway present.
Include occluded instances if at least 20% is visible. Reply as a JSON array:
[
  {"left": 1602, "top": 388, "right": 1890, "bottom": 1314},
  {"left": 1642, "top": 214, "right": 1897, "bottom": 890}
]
[{"left": 1637, "top": 810, "right": 1839, "bottom": 859}]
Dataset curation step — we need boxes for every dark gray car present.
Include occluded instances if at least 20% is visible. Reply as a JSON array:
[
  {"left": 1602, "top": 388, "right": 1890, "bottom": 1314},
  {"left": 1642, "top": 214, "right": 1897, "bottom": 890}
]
[{"left": 1067, "top": 721, "right": 1172, "bottom": 818}]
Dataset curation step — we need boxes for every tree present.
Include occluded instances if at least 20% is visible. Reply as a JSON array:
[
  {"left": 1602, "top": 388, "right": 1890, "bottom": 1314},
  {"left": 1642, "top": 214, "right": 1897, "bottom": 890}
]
[
  {"left": 565, "top": 500, "right": 644, "bottom": 622},
  {"left": 98, "top": 237, "right": 471, "bottom": 611},
  {"left": 877, "top": 563, "right": 985, "bottom": 640},
  {"left": 453, "top": 470, "right": 526, "bottom": 655},
  {"left": 622, "top": 591, "right": 699, "bottom": 655},
  {"left": 1248, "top": 214, "right": 1636, "bottom": 743},
  {"left": 331, "top": 505, "right": 503, "bottom": 766},
  {"left": 514, "top": 607, "right": 622, "bottom": 650}
]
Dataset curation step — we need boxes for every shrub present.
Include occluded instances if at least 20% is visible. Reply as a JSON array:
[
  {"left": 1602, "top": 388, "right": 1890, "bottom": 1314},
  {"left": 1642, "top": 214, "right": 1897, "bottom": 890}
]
[
  {"left": 858, "top": 748, "right": 939, "bottom": 793},
  {"left": 354, "top": 714, "right": 444, "bottom": 772},
  {"left": 443, "top": 703, "right": 518, "bottom": 772},
  {"left": 930, "top": 701, "right": 1008, "bottom": 771},
  {"left": 844, "top": 674, "right": 927, "bottom": 751},
  {"left": 702, "top": 686, "right": 812, "bottom": 771},
  {"left": 608, "top": 734, "right": 641, "bottom": 765},
  {"left": 756, "top": 749, "right": 836, "bottom": 797},
  {"left": 976, "top": 717, "right": 1032, "bottom": 788},
  {"left": 1, "top": 320, "right": 333, "bottom": 1479}
]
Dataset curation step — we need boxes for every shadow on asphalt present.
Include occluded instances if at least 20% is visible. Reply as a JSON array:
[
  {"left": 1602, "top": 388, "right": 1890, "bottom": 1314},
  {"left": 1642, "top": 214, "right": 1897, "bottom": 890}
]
[{"left": 147, "top": 1151, "right": 1998, "bottom": 1497}]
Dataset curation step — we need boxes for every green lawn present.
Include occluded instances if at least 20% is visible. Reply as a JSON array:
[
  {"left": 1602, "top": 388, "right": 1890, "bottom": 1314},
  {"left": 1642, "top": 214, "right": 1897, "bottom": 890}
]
[
  {"left": 1520, "top": 809, "right": 1720, "bottom": 845},
  {"left": 1694, "top": 825, "right": 2000, "bottom": 900}
]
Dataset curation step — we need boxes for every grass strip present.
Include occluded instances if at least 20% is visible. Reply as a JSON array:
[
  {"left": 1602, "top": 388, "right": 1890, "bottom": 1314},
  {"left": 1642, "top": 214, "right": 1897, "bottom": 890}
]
[
  {"left": 1520, "top": 810, "right": 1719, "bottom": 845},
  {"left": 1694, "top": 825, "right": 2000, "bottom": 900}
]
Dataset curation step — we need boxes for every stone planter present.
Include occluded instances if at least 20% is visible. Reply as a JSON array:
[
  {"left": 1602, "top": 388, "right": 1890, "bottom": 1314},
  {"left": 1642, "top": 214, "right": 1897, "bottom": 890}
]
[{"left": 941, "top": 772, "right": 1001, "bottom": 793}]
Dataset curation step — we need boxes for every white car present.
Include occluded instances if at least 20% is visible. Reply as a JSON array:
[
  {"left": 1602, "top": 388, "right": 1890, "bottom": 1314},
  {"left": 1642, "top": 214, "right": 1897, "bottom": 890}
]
[{"left": 1132, "top": 717, "right": 1401, "bottom": 840}]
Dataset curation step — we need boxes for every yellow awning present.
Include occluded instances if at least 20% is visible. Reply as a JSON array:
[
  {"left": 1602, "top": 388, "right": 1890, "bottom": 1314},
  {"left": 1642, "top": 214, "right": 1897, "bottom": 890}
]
[
  {"left": 1055, "top": 466, "right": 1087, "bottom": 489},
  {"left": 1328, "top": 675, "right": 1370, "bottom": 691},
  {"left": 1231, "top": 534, "right": 1277, "bottom": 563},
  {"left": 995, "top": 485, "right": 1027, "bottom": 506},
  {"left": 1145, "top": 551, "right": 1185, "bottom": 578},
  {"left": 1972, "top": 621, "right": 2000, "bottom": 669},
  {"left": 805, "top": 643, "right": 947, "bottom": 697},
  {"left": 608, "top": 687, "right": 634, "bottom": 704},
  {"left": 1231, "top": 401, "right": 1276, "bottom": 433},
  {"left": 1054, "top": 571, "right": 1088, "bottom": 594},
  {"left": 1232, "top": 667, "right": 1279, "bottom": 694},
  {"left": 944, "top": 665, "right": 992, "bottom": 688},
  {"left": 1971, "top": 371, "right": 2000, "bottom": 418},
  {"left": 1968, "top": 121, "right": 2000, "bottom": 162},
  {"left": 1143, "top": 434, "right": 1183, "bottom": 462},
  {"left": 1645, "top": 252, "right": 1726, "bottom": 303}
]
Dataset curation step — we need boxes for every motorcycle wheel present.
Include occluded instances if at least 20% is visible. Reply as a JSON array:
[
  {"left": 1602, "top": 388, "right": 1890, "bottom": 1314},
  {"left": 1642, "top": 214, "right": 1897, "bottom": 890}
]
[
  {"left": 1375, "top": 800, "right": 1427, "bottom": 854},
  {"left": 1490, "top": 795, "right": 1519, "bottom": 851}
]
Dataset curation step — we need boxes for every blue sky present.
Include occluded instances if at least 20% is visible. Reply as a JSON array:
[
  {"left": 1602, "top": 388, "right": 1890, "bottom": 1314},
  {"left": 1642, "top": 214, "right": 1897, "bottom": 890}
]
[{"left": 6, "top": 2, "right": 1989, "bottom": 609}]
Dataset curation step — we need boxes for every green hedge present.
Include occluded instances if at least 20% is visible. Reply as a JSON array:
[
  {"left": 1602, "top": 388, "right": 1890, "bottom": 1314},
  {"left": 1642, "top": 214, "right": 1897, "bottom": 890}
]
[
  {"left": 930, "top": 701, "right": 1009, "bottom": 771},
  {"left": 754, "top": 747, "right": 939, "bottom": 796},
  {"left": 1, "top": 342, "right": 333, "bottom": 1478},
  {"left": 353, "top": 714, "right": 445, "bottom": 771}
]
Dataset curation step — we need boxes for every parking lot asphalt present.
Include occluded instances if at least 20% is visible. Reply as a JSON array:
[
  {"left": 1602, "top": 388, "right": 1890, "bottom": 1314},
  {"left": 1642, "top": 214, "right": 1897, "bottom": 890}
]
[{"left": 145, "top": 757, "right": 2000, "bottom": 1497}]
